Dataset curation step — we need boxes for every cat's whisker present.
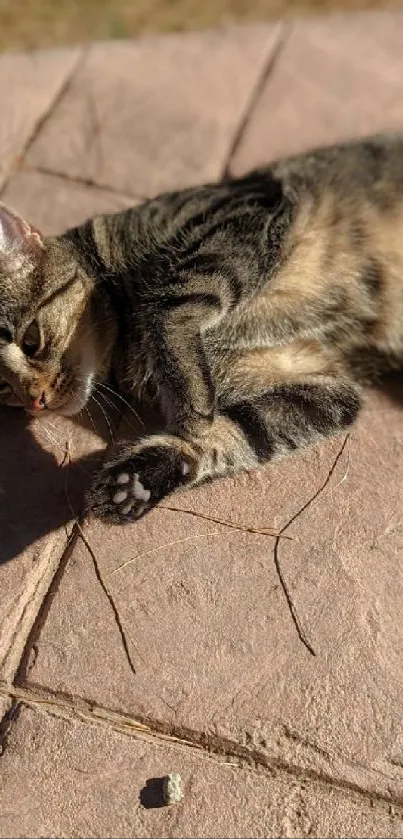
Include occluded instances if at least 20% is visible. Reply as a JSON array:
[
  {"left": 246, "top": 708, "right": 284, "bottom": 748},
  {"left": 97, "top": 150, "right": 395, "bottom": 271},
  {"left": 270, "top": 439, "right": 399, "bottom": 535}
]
[
  {"left": 39, "top": 418, "right": 63, "bottom": 447},
  {"left": 89, "top": 393, "right": 116, "bottom": 443},
  {"left": 92, "top": 387, "right": 121, "bottom": 419},
  {"left": 92, "top": 387, "right": 115, "bottom": 412},
  {"left": 92, "top": 386, "right": 142, "bottom": 437},
  {"left": 93, "top": 380, "right": 144, "bottom": 428},
  {"left": 38, "top": 421, "right": 70, "bottom": 460},
  {"left": 37, "top": 423, "right": 58, "bottom": 451},
  {"left": 37, "top": 419, "right": 94, "bottom": 479},
  {"left": 41, "top": 417, "right": 65, "bottom": 438},
  {"left": 84, "top": 403, "right": 100, "bottom": 437}
]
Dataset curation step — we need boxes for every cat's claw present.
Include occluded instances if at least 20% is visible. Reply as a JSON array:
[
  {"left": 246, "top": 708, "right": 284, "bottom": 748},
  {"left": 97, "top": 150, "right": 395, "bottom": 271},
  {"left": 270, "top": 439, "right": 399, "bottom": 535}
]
[{"left": 87, "top": 439, "right": 196, "bottom": 524}]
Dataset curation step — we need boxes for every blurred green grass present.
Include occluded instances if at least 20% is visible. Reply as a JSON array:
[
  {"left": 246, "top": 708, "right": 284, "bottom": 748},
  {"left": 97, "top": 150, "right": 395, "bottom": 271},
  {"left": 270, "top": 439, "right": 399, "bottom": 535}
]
[{"left": 0, "top": 0, "right": 400, "bottom": 51}]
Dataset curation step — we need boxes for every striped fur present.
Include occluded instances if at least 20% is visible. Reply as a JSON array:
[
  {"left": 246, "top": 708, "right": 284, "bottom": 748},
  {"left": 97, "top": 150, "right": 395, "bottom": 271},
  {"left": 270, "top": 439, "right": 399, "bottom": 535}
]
[{"left": 1, "top": 135, "right": 403, "bottom": 522}]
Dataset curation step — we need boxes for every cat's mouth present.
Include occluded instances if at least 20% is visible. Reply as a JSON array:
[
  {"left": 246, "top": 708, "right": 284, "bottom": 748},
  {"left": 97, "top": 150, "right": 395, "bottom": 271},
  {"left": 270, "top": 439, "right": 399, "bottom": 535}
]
[
  {"left": 24, "top": 370, "right": 95, "bottom": 417},
  {"left": 53, "top": 371, "right": 95, "bottom": 416}
]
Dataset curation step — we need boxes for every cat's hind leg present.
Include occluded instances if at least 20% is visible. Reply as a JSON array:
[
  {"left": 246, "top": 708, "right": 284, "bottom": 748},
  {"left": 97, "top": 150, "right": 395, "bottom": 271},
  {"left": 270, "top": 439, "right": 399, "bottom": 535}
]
[{"left": 87, "top": 341, "right": 361, "bottom": 524}]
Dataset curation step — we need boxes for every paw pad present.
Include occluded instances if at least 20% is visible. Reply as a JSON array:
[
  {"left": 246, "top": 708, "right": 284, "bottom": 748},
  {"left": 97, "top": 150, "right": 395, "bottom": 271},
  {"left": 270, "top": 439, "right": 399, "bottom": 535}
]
[
  {"left": 88, "top": 440, "right": 197, "bottom": 524},
  {"left": 113, "top": 489, "right": 129, "bottom": 504},
  {"left": 116, "top": 473, "right": 130, "bottom": 485},
  {"left": 112, "top": 472, "right": 151, "bottom": 513},
  {"left": 133, "top": 473, "right": 151, "bottom": 502}
]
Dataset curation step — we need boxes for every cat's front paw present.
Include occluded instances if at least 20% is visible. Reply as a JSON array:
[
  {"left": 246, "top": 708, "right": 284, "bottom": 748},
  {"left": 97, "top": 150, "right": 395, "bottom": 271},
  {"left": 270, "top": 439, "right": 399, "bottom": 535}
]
[{"left": 87, "top": 437, "right": 197, "bottom": 524}]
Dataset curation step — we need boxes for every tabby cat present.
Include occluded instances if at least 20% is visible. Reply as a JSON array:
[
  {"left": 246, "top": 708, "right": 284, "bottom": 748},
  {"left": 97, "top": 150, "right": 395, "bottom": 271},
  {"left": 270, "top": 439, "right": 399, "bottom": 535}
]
[{"left": 1, "top": 134, "right": 403, "bottom": 523}]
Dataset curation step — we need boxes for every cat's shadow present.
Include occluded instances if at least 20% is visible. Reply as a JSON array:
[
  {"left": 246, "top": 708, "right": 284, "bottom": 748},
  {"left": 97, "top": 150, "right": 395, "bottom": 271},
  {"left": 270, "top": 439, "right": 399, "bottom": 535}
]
[
  {"left": 0, "top": 386, "right": 160, "bottom": 565},
  {"left": 0, "top": 407, "right": 107, "bottom": 565},
  {"left": 1, "top": 374, "right": 403, "bottom": 565}
]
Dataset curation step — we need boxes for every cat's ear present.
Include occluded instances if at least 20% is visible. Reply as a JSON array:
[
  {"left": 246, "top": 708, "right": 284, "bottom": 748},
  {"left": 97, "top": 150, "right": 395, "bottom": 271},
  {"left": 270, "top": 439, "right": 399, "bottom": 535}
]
[{"left": 0, "top": 202, "right": 44, "bottom": 263}]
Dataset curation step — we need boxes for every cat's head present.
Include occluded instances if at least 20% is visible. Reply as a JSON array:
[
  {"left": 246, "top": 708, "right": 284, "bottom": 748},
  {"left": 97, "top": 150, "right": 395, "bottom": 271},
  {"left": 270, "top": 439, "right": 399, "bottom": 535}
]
[{"left": 0, "top": 203, "right": 114, "bottom": 416}]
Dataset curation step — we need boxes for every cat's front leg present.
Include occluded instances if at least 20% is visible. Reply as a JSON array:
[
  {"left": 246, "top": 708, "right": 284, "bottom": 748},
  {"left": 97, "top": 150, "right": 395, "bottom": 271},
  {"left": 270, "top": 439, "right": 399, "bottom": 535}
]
[
  {"left": 87, "top": 435, "right": 199, "bottom": 524},
  {"left": 156, "top": 306, "right": 216, "bottom": 438},
  {"left": 88, "top": 300, "right": 227, "bottom": 523}
]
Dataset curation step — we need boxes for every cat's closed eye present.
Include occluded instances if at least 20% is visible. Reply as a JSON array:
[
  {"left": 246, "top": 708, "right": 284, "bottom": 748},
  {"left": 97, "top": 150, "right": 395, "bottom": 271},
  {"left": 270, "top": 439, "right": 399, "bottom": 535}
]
[
  {"left": 0, "top": 381, "right": 11, "bottom": 394},
  {"left": 21, "top": 319, "right": 42, "bottom": 358}
]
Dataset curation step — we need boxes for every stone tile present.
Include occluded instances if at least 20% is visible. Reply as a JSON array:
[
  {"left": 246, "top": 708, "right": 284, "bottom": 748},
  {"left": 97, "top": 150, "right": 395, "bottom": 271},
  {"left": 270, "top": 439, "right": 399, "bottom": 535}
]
[
  {"left": 231, "top": 10, "right": 403, "bottom": 175},
  {"left": 2, "top": 170, "right": 134, "bottom": 236},
  {"left": 0, "top": 704, "right": 401, "bottom": 839},
  {"left": 27, "top": 25, "right": 282, "bottom": 197},
  {"left": 0, "top": 48, "right": 82, "bottom": 191},
  {"left": 0, "top": 408, "right": 115, "bottom": 686},
  {"left": 21, "top": 388, "right": 403, "bottom": 799},
  {"left": 0, "top": 171, "right": 132, "bottom": 685}
]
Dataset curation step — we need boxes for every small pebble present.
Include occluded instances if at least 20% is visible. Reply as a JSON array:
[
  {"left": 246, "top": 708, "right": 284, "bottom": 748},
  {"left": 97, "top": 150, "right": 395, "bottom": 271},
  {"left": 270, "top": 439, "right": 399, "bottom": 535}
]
[{"left": 163, "top": 773, "right": 183, "bottom": 805}]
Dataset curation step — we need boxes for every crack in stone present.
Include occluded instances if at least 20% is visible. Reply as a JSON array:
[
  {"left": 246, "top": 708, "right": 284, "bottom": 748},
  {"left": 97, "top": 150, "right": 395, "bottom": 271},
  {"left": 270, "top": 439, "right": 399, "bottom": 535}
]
[
  {"left": 280, "top": 722, "right": 399, "bottom": 786},
  {"left": 1, "top": 682, "right": 402, "bottom": 814},
  {"left": 0, "top": 48, "right": 87, "bottom": 198},
  {"left": 221, "top": 21, "right": 292, "bottom": 180},
  {"left": 1, "top": 530, "right": 77, "bottom": 685},
  {"left": 272, "top": 433, "right": 351, "bottom": 656},
  {"left": 164, "top": 436, "right": 350, "bottom": 658},
  {"left": 76, "top": 526, "right": 137, "bottom": 678},
  {"left": 22, "top": 163, "right": 148, "bottom": 204}
]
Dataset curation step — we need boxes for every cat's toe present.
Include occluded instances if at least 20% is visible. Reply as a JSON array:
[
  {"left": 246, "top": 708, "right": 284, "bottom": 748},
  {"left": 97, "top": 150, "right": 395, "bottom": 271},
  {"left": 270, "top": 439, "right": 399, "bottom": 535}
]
[
  {"left": 116, "top": 472, "right": 130, "bottom": 485},
  {"left": 87, "top": 465, "right": 150, "bottom": 524},
  {"left": 88, "top": 440, "right": 196, "bottom": 525},
  {"left": 132, "top": 473, "right": 151, "bottom": 502},
  {"left": 112, "top": 488, "right": 130, "bottom": 504},
  {"left": 110, "top": 471, "right": 151, "bottom": 519},
  {"left": 100, "top": 470, "right": 152, "bottom": 522}
]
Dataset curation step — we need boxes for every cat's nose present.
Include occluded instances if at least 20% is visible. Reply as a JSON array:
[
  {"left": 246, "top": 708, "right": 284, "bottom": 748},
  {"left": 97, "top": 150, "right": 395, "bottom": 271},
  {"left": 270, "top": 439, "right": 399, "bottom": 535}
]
[{"left": 30, "top": 393, "right": 47, "bottom": 412}]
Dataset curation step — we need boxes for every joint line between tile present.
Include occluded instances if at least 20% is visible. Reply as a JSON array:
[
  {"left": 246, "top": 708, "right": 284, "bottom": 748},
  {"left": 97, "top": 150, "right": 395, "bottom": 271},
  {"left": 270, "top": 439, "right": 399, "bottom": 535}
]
[
  {"left": 222, "top": 20, "right": 292, "bottom": 180},
  {"left": 20, "top": 163, "right": 148, "bottom": 204},
  {"left": 0, "top": 46, "right": 88, "bottom": 198},
  {"left": 1, "top": 682, "right": 403, "bottom": 815}
]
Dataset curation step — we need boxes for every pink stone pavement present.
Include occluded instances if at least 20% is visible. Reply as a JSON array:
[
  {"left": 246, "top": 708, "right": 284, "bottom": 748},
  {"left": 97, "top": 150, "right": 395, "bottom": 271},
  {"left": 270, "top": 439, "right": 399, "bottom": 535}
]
[{"left": 1, "top": 12, "right": 403, "bottom": 838}]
